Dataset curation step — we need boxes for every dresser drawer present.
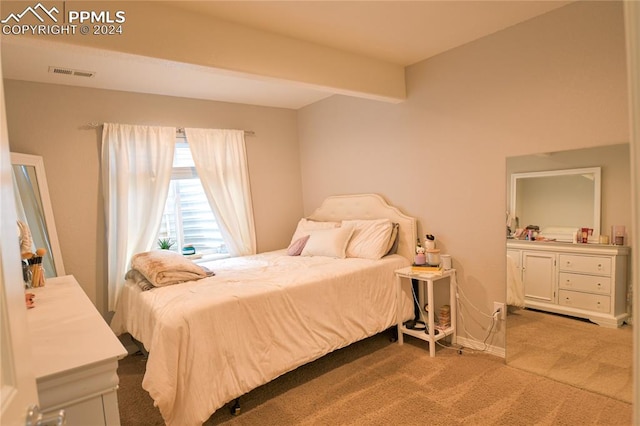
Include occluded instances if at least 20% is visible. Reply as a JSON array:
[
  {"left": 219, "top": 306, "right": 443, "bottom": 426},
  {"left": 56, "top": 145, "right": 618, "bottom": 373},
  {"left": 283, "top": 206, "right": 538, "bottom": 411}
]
[
  {"left": 558, "top": 289, "right": 610, "bottom": 313},
  {"left": 558, "top": 272, "right": 611, "bottom": 294},
  {"left": 558, "top": 255, "right": 611, "bottom": 275}
]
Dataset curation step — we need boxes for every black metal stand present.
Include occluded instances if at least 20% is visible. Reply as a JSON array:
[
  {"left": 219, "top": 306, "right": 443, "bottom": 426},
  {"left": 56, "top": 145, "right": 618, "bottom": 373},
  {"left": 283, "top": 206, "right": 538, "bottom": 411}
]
[{"left": 230, "top": 398, "right": 241, "bottom": 416}]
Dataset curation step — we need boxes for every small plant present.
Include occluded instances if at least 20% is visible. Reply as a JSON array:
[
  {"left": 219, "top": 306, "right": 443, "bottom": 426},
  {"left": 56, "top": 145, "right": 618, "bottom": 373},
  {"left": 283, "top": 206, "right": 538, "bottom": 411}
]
[{"left": 157, "top": 238, "right": 175, "bottom": 250}]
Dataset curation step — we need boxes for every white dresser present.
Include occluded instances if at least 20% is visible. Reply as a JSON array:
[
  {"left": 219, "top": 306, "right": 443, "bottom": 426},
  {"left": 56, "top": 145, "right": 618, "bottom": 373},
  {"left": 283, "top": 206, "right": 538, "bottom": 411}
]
[
  {"left": 507, "top": 241, "right": 629, "bottom": 328},
  {"left": 26, "top": 275, "right": 128, "bottom": 425}
]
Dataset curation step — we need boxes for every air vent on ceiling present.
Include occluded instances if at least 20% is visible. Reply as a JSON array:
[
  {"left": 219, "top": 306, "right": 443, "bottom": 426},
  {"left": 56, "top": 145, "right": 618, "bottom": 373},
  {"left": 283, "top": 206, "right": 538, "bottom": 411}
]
[{"left": 48, "top": 66, "right": 95, "bottom": 78}]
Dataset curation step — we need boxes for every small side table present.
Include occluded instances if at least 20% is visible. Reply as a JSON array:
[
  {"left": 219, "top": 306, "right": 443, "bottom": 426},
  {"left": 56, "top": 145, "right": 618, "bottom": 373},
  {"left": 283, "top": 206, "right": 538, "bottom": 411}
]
[{"left": 394, "top": 266, "right": 457, "bottom": 357}]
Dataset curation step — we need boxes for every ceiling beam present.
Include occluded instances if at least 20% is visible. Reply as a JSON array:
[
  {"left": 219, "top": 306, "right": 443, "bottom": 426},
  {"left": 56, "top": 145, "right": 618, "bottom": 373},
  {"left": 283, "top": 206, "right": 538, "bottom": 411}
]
[{"left": 6, "top": 1, "right": 406, "bottom": 103}]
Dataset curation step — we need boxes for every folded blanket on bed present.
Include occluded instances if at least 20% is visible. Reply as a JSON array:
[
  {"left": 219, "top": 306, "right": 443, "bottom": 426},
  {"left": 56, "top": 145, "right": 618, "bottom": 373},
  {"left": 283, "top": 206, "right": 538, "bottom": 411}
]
[
  {"left": 125, "top": 269, "right": 156, "bottom": 291},
  {"left": 129, "top": 250, "right": 214, "bottom": 288}
]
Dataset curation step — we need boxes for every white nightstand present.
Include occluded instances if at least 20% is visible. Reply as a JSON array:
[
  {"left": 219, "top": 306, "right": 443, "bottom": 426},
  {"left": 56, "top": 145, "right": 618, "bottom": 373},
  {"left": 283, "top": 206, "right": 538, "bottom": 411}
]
[{"left": 394, "top": 267, "right": 457, "bottom": 357}]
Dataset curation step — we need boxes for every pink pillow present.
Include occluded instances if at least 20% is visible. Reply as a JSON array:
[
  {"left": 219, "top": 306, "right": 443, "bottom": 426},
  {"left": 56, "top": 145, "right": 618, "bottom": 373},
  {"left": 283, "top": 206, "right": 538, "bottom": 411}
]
[{"left": 287, "top": 235, "right": 310, "bottom": 256}]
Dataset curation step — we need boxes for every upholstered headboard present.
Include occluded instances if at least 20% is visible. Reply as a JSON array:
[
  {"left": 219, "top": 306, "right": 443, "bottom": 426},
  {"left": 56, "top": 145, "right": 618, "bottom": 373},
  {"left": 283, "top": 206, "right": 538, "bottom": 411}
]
[{"left": 307, "top": 193, "right": 417, "bottom": 262}]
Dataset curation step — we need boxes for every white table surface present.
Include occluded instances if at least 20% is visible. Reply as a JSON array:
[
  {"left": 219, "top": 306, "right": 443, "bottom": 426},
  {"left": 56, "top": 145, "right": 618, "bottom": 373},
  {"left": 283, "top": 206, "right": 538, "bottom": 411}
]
[{"left": 26, "top": 275, "right": 127, "bottom": 380}]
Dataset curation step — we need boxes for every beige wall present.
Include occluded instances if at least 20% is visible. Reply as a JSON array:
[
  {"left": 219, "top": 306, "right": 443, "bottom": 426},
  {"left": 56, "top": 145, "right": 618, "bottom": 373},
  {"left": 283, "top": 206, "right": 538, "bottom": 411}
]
[
  {"left": 4, "top": 81, "right": 303, "bottom": 314},
  {"left": 3, "top": 1, "right": 630, "bottom": 353},
  {"left": 298, "top": 1, "right": 630, "bottom": 351}
]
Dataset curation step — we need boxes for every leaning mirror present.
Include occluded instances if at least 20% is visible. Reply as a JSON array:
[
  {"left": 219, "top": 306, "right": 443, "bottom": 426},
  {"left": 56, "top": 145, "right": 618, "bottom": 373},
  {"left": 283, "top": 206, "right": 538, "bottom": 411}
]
[
  {"left": 11, "top": 152, "right": 65, "bottom": 278},
  {"left": 509, "top": 167, "right": 601, "bottom": 242},
  {"left": 506, "top": 145, "right": 631, "bottom": 403}
]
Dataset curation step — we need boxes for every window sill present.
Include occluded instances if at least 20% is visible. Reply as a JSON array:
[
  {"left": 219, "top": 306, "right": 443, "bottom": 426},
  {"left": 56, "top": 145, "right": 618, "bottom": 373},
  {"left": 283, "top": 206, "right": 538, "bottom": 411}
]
[{"left": 193, "top": 253, "right": 230, "bottom": 264}]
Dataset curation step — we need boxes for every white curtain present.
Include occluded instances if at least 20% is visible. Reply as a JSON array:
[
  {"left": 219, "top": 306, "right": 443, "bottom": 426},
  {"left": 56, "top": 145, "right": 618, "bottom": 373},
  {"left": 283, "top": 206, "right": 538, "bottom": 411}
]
[
  {"left": 101, "top": 123, "right": 176, "bottom": 310},
  {"left": 185, "top": 128, "right": 256, "bottom": 256}
]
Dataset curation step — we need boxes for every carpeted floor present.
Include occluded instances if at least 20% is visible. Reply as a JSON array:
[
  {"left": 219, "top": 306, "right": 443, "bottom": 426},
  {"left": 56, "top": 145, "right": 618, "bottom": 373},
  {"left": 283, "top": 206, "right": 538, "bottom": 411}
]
[
  {"left": 506, "top": 308, "right": 633, "bottom": 403},
  {"left": 117, "top": 329, "right": 632, "bottom": 425}
]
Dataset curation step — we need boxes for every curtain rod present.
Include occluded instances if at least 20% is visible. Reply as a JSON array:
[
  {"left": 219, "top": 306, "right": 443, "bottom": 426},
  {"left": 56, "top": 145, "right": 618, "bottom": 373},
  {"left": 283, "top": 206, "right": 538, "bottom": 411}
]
[{"left": 86, "top": 123, "right": 255, "bottom": 137}]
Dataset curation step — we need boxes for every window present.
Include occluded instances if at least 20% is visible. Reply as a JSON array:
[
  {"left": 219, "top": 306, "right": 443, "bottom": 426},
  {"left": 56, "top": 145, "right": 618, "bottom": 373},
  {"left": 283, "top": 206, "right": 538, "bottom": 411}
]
[{"left": 156, "top": 142, "right": 227, "bottom": 256}]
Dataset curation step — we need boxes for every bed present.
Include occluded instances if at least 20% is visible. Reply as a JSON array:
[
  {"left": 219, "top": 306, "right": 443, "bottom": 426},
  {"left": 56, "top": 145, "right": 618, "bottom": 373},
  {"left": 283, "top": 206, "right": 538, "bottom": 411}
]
[{"left": 110, "top": 193, "right": 417, "bottom": 425}]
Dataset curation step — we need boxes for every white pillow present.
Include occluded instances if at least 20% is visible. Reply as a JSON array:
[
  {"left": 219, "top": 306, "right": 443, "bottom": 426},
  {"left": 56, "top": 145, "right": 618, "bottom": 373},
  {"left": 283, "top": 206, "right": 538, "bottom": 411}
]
[
  {"left": 301, "top": 227, "right": 355, "bottom": 258},
  {"left": 290, "top": 218, "right": 340, "bottom": 245},
  {"left": 342, "top": 219, "right": 394, "bottom": 260}
]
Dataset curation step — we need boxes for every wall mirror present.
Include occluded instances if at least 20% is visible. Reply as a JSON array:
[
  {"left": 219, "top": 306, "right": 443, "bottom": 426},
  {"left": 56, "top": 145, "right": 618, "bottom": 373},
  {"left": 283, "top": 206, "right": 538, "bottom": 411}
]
[
  {"left": 11, "top": 152, "right": 65, "bottom": 278},
  {"left": 505, "top": 144, "right": 632, "bottom": 403},
  {"left": 509, "top": 167, "right": 601, "bottom": 241}
]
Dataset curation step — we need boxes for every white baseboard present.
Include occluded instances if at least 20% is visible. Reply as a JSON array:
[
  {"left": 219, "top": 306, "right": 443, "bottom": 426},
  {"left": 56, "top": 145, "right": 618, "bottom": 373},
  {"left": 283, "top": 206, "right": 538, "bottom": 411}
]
[{"left": 456, "top": 336, "right": 505, "bottom": 358}]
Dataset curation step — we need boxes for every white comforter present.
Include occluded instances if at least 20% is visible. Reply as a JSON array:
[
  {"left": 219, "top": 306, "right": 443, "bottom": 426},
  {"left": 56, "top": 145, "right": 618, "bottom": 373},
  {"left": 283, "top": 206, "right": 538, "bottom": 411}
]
[{"left": 110, "top": 250, "right": 412, "bottom": 425}]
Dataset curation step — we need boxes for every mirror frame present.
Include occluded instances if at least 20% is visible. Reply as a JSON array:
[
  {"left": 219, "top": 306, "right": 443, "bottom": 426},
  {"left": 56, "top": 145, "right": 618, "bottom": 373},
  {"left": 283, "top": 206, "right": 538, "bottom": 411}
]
[
  {"left": 11, "top": 152, "right": 65, "bottom": 276},
  {"left": 509, "top": 166, "right": 602, "bottom": 240}
]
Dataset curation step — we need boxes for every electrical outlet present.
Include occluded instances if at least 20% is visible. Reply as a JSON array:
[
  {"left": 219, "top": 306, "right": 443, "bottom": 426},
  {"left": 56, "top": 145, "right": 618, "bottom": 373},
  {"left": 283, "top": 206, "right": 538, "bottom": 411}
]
[{"left": 493, "top": 302, "right": 506, "bottom": 320}]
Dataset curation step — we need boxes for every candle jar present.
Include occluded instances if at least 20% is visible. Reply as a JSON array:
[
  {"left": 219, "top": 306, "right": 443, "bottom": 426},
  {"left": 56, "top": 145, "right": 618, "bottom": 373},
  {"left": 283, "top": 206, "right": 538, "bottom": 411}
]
[
  {"left": 427, "top": 249, "right": 441, "bottom": 266},
  {"left": 612, "top": 225, "right": 625, "bottom": 246},
  {"left": 441, "top": 254, "right": 452, "bottom": 270}
]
